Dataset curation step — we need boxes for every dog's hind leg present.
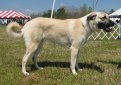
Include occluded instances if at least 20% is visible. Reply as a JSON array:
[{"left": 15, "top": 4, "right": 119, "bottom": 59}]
[
  {"left": 22, "top": 42, "right": 40, "bottom": 76},
  {"left": 32, "top": 40, "right": 44, "bottom": 70}
]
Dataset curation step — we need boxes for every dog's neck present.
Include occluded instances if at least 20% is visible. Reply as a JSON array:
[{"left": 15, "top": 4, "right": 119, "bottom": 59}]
[{"left": 80, "top": 16, "right": 93, "bottom": 35}]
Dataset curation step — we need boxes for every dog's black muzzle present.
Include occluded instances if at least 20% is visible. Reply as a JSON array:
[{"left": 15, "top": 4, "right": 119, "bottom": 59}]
[{"left": 97, "top": 20, "right": 115, "bottom": 32}]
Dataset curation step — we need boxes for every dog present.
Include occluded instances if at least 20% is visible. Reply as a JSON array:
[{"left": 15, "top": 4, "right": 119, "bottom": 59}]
[{"left": 6, "top": 12, "right": 114, "bottom": 76}]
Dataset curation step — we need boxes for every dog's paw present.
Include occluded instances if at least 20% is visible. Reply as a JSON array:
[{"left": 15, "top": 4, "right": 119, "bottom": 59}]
[
  {"left": 72, "top": 69, "right": 78, "bottom": 75},
  {"left": 23, "top": 72, "right": 30, "bottom": 76},
  {"left": 77, "top": 68, "right": 82, "bottom": 72},
  {"left": 72, "top": 72, "right": 78, "bottom": 75},
  {"left": 37, "top": 67, "right": 44, "bottom": 70}
]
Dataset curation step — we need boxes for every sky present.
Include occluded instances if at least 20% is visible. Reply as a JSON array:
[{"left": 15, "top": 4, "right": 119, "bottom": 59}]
[{"left": 0, "top": 0, "right": 121, "bottom": 15}]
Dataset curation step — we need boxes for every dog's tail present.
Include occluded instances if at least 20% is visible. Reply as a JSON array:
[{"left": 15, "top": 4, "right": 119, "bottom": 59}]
[{"left": 6, "top": 22, "right": 23, "bottom": 39}]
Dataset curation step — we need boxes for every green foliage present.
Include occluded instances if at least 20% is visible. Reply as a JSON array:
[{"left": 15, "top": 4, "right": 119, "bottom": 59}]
[
  {"left": 41, "top": 7, "right": 68, "bottom": 19},
  {"left": 42, "top": 10, "right": 52, "bottom": 18},
  {"left": 80, "top": 4, "right": 93, "bottom": 17},
  {"left": 30, "top": 4, "right": 93, "bottom": 19},
  {"left": 109, "top": 9, "right": 115, "bottom": 14},
  {"left": 30, "top": 4, "right": 116, "bottom": 19},
  {"left": 55, "top": 7, "right": 68, "bottom": 19},
  {"left": 30, "top": 13, "right": 42, "bottom": 19}
]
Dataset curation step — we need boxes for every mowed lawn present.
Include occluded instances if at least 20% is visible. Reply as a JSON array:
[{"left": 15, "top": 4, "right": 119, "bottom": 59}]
[{"left": 1, "top": 25, "right": 121, "bottom": 85}]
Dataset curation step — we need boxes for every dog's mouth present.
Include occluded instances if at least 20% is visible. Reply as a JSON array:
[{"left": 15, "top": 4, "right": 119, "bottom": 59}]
[
  {"left": 105, "top": 27, "right": 112, "bottom": 32},
  {"left": 97, "top": 23, "right": 113, "bottom": 32}
]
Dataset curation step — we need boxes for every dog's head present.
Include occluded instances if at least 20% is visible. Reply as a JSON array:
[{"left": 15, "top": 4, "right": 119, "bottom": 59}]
[{"left": 87, "top": 12, "right": 115, "bottom": 32}]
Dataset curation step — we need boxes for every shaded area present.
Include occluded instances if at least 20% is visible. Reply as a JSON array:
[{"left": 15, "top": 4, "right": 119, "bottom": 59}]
[
  {"left": 98, "top": 60, "right": 121, "bottom": 69},
  {"left": 28, "top": 61, "right": 104, "bottom": 73}
]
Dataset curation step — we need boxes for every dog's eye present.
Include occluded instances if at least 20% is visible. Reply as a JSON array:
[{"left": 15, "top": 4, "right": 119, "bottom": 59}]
[{"left": 100, "top": 16, "right": 107, "bottom": 20}]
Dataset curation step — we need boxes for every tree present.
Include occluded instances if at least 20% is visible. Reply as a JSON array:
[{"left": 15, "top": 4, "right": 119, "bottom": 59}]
[
  {"left": 30, "top": 4, "right": 93, "bottom": 19},
  {"left": 109, "top": 9, "right": 115, "bottom": 14},
  {"left": 55, "top": 7, "right": 67, "bottom": 19},
  {"left": 42, "top": 10, "right": 52, "bottom": 18},
  {"left": 80, "top": 4, "right": 93, "bottom": 17},
  {"left": 64, "top": 6, "right": 81, "bottom": 18},
  {"left": 30, "top": 13, "right": 42, "bottom": 19},
  {"left": 88, "top": 7, "right": 93, "bottom": 13}
]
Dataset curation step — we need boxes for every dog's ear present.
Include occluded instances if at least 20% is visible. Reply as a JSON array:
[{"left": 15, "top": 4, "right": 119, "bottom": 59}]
[{"left": 87, "top": 13, "right": 97, "bottom": 21}]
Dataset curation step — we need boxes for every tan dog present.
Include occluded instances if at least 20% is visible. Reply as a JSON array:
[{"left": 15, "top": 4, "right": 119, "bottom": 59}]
[{"left": 7, "top": 12, "right": 114, "bottom": 76}]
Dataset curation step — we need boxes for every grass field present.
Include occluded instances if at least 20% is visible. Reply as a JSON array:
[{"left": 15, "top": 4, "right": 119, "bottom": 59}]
[{"left": 1, "top": 25, "right": 121, "bottom": 85}]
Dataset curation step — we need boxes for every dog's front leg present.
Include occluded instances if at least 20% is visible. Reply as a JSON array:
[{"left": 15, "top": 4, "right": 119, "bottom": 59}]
[
  {"left": 76, "top": 49, "right": 81, "bottom": 71},
  {"left": 76, "top": 51, "right": 80, "bottom": 70},
  {"left": 70, "top": 46, "right": 79, "bottom": 75}
]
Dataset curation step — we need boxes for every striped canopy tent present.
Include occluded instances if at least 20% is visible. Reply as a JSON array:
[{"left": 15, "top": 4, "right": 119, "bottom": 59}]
[
  {"left": 0, "top": 10, "right": 31, "bottom": 19},
  {"left": 109, "top": 8, "right": 121, "bottom": 18}
]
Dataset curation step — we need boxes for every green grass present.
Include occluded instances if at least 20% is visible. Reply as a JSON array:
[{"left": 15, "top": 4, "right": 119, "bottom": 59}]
[{"left": 1, "top": 25, "right": 121, "bottom": 85}]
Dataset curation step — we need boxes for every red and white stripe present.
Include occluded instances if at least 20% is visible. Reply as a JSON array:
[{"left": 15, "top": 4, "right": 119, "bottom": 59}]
[{"left": 0, "top": 10, "right": 31, "bottom": 19}]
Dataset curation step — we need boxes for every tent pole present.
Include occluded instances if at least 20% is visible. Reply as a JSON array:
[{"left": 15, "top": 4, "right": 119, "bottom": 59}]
[{"left": 51, "top": 0, "right": 56, "bottom": 19}]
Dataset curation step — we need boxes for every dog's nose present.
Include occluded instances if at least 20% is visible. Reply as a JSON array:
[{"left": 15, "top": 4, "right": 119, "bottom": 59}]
[
  {"left": 111, "top": 21, "right": 115, "bottom": 26},
  {"left": 110, "top": 20, "right": 115, "bottom": 26}
]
